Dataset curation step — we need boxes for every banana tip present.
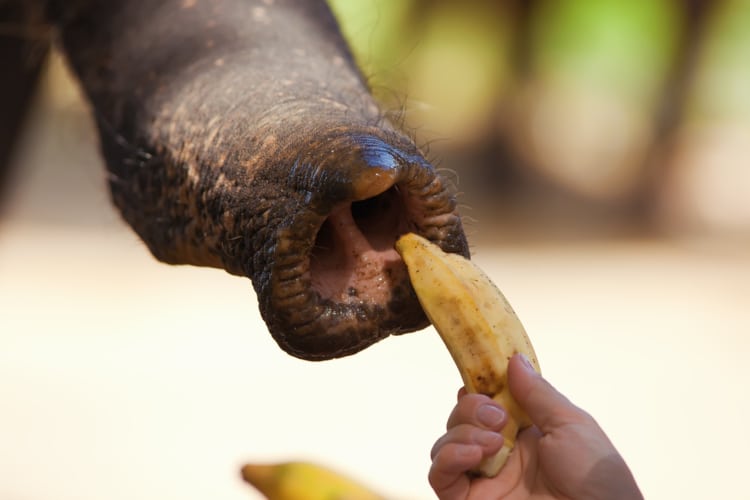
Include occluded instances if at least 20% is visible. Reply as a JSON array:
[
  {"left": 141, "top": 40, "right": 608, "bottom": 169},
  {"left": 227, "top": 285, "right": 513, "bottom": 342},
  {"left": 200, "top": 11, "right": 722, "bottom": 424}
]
[{"left": 241, "top": 463, "right": 276, "bottom": 493}]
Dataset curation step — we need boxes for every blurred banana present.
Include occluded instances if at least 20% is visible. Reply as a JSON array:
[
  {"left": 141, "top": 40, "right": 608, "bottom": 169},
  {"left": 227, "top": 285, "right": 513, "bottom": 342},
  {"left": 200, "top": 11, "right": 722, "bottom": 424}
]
[
  {"left": 395, "top": 233, "right": 541, "bottom": 477},
  {"left": 241, "top": 461, "right": 384, "bottom": 500}
]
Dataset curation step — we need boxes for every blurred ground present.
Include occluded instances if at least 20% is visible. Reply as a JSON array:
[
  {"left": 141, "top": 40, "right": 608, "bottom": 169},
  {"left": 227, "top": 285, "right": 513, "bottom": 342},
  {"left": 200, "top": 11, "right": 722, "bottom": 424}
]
[{"left": 1, "top": 19, "right": 750, "bottom": 500}]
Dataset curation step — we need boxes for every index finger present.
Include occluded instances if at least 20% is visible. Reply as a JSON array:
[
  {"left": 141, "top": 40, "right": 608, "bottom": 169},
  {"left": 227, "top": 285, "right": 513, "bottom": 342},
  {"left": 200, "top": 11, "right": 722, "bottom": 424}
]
[{"left": 446, "top": 392, "right": 506, "bottom": 431}]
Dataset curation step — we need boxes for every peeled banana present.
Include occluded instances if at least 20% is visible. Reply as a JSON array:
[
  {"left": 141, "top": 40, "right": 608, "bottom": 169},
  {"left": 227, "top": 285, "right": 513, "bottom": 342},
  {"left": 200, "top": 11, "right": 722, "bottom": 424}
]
[
  {"left": 241, "top": 461, "right": 384, "bottom": 500},
  {"left": 395, "top": 233, "right": 541, "bottom": 477}
]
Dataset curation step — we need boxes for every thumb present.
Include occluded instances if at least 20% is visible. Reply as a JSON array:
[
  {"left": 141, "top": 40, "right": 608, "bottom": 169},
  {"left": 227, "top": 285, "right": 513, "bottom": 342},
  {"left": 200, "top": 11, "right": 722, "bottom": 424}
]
[{"left": 507, "top": 354, "right": 583, "bottom": 433}]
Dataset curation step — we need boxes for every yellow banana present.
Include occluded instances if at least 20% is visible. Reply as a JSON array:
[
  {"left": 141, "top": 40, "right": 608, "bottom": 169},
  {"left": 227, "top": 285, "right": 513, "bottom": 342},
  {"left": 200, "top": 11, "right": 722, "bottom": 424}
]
[
  {"left": 395, "top": 233, "right": 541, "bottom": 477},
  {"left": 241, "top": 461, "right": 385, "bottom": 500}
]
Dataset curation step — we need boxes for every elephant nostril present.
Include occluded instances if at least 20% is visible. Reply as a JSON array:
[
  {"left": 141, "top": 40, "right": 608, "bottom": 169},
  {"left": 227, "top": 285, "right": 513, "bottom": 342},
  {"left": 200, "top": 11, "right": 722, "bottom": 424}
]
[
  {"left": 351, "top": 186, "right": 412, "bottom": 251},
  {"left": 262, "top": 132, "right": 468, "bottom": 360},
  {"left": 310, "top": 186, "right": 413, "bottom": 303}
]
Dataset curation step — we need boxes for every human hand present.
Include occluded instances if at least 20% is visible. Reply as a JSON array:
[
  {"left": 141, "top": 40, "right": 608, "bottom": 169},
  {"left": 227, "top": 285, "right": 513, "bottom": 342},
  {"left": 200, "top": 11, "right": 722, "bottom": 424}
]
[{"left": 429, "top": 354, "right": 643, "bottom": 500}]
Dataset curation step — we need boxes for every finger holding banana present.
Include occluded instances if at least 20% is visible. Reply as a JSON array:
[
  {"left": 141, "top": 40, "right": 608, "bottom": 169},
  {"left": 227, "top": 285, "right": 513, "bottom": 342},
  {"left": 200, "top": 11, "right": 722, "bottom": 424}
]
[{"left": 445, "top": 392, "right": 508, "bottom": 432}]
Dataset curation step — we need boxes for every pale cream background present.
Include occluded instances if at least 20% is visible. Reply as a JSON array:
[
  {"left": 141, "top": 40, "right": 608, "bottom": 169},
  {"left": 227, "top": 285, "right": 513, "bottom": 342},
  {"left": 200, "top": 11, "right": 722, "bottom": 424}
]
[{"left": 1, "top": 55, "right": 748, "bottom": 500}]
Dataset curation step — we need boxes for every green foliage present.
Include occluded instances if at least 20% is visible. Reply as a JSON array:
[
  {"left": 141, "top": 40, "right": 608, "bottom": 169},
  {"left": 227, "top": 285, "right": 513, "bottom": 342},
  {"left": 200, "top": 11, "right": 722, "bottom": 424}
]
[{"left": 530, "top": 0, "right": 680, "bottom": 97}]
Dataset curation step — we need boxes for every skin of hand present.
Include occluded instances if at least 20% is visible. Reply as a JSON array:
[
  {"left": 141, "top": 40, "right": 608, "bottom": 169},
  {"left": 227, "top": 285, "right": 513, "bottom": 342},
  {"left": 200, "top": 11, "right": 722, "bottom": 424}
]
[{"left": 429, "top": 354, "right": 643, "bottom": 500}]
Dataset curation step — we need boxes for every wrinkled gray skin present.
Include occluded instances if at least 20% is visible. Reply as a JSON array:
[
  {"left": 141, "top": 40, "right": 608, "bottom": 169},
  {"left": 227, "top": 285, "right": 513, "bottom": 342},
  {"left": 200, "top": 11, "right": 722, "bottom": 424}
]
[{"left": 5, "top": 0, "right": 468, "bottom": 360}]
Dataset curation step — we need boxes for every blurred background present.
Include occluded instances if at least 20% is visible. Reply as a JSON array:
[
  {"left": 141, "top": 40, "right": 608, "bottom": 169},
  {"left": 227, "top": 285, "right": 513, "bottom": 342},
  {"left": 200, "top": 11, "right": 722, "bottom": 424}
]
[
  {"left": 331, "top": 0, "right": 750, "bottom": 240},
  {"left": 1, "top": 1, "right": 748, "bottom": 499}
]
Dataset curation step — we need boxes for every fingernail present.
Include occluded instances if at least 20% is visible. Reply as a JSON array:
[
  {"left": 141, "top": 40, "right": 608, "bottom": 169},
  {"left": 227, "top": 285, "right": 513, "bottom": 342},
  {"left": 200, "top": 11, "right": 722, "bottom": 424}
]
[
  {"left": 475, "top": 430, "right": 503, "bottom": 447},
  {"left": 518, "top": 353, "right": 535, "bottom": 372},
  {"left": 477, "top": 404, "right": 505, "bottom": 428}
]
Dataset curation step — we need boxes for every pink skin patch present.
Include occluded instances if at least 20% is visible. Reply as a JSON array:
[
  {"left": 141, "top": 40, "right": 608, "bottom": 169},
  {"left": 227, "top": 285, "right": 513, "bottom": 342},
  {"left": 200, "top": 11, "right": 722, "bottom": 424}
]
[{"left": 310, "top": 186, "right": 412, "bottom": 304}]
